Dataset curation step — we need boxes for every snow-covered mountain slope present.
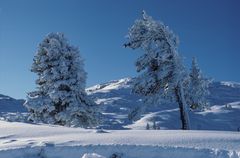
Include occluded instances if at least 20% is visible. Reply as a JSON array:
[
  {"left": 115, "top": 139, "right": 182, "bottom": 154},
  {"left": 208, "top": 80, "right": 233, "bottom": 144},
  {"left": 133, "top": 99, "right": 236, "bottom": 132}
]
[
  {"left": 1, "top": 78, "right": 240, "bottom": 131},
  {"left": 0, "top": 120, "right": 239, "bottom": 158},
  {"left": 87, "top": 78, "right": 240, "bottom": 131},
  {"left": 209, "top": 81, "right": 240, "bottom": 105},
  {"left": 0, "top": 94, "right": 26, "bottom": 112}
]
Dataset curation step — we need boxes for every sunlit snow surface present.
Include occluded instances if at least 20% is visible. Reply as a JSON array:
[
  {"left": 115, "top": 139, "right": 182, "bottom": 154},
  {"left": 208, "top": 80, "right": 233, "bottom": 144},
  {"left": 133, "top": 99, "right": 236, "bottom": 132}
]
[{"left": 0, "top": 120, "right": 239, "bottom": 158}]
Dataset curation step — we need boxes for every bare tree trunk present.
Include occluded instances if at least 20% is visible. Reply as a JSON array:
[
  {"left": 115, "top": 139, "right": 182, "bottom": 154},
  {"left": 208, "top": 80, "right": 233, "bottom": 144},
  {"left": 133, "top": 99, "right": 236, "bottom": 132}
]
[{"left": 175, "top": 83, "right": 190, "bottom": 130}]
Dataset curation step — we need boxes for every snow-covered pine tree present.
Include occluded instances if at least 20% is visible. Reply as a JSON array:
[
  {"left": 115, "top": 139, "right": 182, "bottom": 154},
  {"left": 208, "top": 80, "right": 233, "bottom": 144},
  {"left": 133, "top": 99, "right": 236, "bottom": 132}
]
[
  {"left": 24, "top": 33, "right": 99, "bottom": 127},
  {"left": 152, "top": 121, "right": 157, "bottom": 130},
  {"left": 146, "top": 123, "right": 150, "bottom": 130},
  {"left": 187, "top": 57, "right": 210, "bottom": 110},
  {"left": 124, "top": 11, "right": 190, "bottom": 130},
  {"left": 156, "top": 123, "right": 160, "bottom": 130}
]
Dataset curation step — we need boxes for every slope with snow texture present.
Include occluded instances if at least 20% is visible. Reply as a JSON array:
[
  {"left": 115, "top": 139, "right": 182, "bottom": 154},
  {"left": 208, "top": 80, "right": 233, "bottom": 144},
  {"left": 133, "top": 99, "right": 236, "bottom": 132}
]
[
  {"left": 0, "top": 78, "right": 240, "bottom": 131},
  {"left": 87, "top": 78, "right": 240, "bottom": 131},
  {"left": 0, "top": 120, "right": 239, "bottom": 158}
]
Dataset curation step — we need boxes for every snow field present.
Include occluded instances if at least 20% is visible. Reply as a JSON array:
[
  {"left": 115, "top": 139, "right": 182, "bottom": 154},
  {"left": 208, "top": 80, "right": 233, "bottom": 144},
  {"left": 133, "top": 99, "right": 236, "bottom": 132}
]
[
  {"left": 0, "top": 144, "right": 239, "bottom": 158},
  {"left": 0, "top": 121, "right": 240, "bottom": 158}
]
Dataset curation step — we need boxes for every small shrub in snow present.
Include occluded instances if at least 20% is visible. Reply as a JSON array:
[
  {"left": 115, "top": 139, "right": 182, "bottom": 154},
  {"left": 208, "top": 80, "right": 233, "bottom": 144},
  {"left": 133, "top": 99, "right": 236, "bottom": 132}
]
[
  {"left": 156, "top": 123, "right": 160, "bottom": 130},
  {"left": 149, "top": 121, "right": 160, "bottom": 130},
  {"left": 225, "top": 104, "right": 232, "bottom": 109},
  {"left": 152, "top": 121, "right": 157, "bottom": 130},
  {"left": 109, "top": 152, "right": 123, "bottom": 158},
  {"left": 146, "top": 123, "right": 150, "bottom": 130}
]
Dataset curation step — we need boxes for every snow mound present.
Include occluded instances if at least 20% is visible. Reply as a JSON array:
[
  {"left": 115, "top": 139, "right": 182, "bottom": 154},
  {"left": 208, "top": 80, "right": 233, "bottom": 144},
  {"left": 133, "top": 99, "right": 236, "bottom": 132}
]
[{"left": 82, "top": 153, "right": 106, "bottom": 158}]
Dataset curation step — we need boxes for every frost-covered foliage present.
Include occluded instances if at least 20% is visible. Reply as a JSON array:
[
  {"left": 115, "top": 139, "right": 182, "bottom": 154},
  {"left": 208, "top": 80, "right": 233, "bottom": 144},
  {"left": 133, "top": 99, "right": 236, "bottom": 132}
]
[
  {"left": 124, "top": 11, "right": 190, "bottom": 129},
  {"left": 186, "top": 57, "right": 210, "bottom": 110},
  {"left": 24, "top": 33, "right": 99, "bottom": 127}
]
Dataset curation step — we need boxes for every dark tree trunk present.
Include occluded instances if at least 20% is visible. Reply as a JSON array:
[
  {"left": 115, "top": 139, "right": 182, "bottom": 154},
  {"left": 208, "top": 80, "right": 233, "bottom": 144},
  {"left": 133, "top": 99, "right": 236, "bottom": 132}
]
[{"left": 175, "top": 83, "right": 190, "bottom": 130}]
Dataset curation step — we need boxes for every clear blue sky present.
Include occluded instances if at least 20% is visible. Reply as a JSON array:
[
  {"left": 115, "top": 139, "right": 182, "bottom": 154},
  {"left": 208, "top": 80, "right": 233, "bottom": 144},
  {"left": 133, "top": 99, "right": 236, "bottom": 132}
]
[{"left": 0, "top": 0, "right": 239, "bottom": 99}]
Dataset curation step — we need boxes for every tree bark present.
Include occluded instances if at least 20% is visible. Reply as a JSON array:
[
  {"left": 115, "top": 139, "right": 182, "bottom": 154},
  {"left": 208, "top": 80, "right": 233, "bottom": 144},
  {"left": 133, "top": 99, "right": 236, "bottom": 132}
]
[{"left": 175, "top": 83, "right": 190, "bottom": 130}]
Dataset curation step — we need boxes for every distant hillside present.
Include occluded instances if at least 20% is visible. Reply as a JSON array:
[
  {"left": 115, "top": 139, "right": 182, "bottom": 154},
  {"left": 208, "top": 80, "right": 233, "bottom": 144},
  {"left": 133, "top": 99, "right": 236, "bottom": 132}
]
[
  {"left": 1, "top": 78, "right": 240, "bottom": 131},
  {"left": 208, "top": 81, "right": 240, "bottom": 104},
  {"left": 87, "top": 78, "right": 240, "bottom": 131},
  {"left": 0, "top": 94, "right": 26, "bottom": 112}
]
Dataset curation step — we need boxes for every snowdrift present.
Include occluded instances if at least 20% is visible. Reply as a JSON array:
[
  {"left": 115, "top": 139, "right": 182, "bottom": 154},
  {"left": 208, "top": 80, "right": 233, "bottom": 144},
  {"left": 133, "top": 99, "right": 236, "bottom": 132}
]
[{"left": 0, "top": 121, "right": 239, "bottom": 158}]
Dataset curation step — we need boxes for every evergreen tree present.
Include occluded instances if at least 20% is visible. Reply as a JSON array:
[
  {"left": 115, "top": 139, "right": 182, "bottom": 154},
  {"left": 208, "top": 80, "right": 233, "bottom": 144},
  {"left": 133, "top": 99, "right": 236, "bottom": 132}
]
[
  {"left": 152, "top": 121, "right": 157, "bottom": 130},
  {"left": 187, "top": 57, "right": 210, "bottom": 110},
  {"left": 24, "top": 33, "right": 99, "bottom": 127},
  {"left": 146, "top": 123, "right": 150, "bottom": 130},
  {"left": 124, "top": 11, "right": 190, "bottom": 130},
  {"left": 156, "top": 123, "right": 160, "bottom": 130}
]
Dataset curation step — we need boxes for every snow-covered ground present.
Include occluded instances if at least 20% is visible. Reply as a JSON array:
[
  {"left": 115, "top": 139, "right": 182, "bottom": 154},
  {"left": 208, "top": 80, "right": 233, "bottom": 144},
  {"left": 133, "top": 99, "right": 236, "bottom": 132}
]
[
  {"left": 0, "top": 120, "right": 239, "bottom": 158},
  {"left": 1, "top": 78, "right": 240, "bottom": 131},
  {"left": 0, "top": 78, "right": 240, "bottom": 157},
  {"left": 126, "top": 101, "right": 240, "bottom": 131},
  {"left": 86, "top": 78, "right": 240, "bottom": 131}
]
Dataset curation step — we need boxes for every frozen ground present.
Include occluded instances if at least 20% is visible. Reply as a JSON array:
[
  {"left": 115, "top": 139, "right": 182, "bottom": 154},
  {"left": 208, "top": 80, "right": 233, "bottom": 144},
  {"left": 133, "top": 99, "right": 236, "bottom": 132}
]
[
  {"left": 0, "top": 78, "right": 240, "bottom": 157},
  {"left": 1, "top": 78, "right": 240, "bottom": 131},
  {"left": 0, "top": 120, "right": 239, "bottom": 158}
]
